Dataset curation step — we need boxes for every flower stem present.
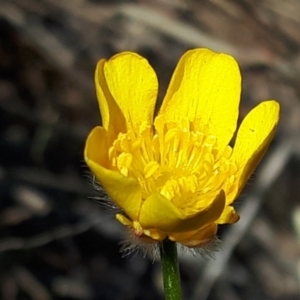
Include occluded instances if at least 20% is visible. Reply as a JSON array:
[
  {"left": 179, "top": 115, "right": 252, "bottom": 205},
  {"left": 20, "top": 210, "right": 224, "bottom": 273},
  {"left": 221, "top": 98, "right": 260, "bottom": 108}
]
[{"left": 159, "top": 239, "right": 182, "bottom": 300}]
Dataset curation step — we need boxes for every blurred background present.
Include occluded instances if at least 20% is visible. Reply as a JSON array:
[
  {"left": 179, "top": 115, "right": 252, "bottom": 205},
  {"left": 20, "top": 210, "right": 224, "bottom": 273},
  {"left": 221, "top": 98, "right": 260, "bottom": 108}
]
[{"left": 0, "top": 0, "right": 300, "bottom": 299}]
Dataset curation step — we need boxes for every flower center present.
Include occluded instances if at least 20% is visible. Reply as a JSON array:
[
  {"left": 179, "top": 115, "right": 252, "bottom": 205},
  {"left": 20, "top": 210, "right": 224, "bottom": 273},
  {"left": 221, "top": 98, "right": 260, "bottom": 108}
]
[{"left": 108, "top": 116, "right": 237, "bottom": 213}]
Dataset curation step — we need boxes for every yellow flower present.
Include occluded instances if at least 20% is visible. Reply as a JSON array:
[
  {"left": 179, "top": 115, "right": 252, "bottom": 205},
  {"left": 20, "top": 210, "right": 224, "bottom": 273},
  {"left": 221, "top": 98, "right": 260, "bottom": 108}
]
[{"left": 84, "top": 48, "right": 280, "bottom": 248}]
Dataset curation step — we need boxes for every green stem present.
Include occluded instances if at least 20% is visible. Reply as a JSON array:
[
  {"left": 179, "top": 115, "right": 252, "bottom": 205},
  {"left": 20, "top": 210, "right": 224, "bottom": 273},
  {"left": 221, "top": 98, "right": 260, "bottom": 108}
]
[{"left": 159, "top": 239, "right": 182, "bottom": 300}]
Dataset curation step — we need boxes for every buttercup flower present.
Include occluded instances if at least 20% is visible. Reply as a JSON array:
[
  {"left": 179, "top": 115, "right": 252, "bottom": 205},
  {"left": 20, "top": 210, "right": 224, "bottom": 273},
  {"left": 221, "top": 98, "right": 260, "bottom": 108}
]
[{"left": 85, "top": 48, "right": 279, "bottom": 248}]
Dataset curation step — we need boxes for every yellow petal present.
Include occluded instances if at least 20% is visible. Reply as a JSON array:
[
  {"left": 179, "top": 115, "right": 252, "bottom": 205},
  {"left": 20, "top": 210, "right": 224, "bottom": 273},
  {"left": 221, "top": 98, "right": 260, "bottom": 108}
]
[
  {"left": 139, "top": 190, "right": 225, "bottom": 233},
  {"left": 84, "top": 126, "right": 109, "bottom": 166},
  {"left": 217, "top": 206, "right": 239, "bottom": 224},
  {"left": 169, "top": 223, "right": 218, "bottom": 248},
  {"left": 95, "top": 59, "right": 126, "bottom": 136},
  {"left": 159, "top": 48, "right": 241, "bottom": 150},
  {"left": 229, "top": 100, "right": 280, "bottom": 203},
  {"left": 96, "top": 52, "right": 158, "bottom": 131},
  {"left": 84, "top": 127, "right": 142, "bottom": 221}
]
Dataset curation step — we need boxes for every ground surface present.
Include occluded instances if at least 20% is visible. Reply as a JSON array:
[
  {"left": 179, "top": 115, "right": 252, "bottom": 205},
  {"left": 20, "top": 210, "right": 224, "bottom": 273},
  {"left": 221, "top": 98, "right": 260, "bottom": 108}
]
[{"left": 0, "top": 1, "right": 300, "bottom": 299}]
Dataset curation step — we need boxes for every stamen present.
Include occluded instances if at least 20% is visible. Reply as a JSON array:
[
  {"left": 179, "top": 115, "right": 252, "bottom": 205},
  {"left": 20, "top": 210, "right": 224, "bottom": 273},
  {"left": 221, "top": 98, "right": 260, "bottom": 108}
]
[{"left": 108, "top": 117, "right": 237, "bottom": 210}]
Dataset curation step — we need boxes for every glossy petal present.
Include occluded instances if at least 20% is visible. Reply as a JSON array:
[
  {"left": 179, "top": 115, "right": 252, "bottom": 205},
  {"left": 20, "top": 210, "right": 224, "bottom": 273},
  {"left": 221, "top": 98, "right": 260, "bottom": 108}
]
[
  {"left": 85, "top": 127, "right": 143, "bottom": 221},
  {"left": 169, "top": 223, "right": 218, "bottom": 248},
  {"left": 84, "top": 126, "right": 109, "bottom": 166},
  {"left": 228, "top": 100, "right": 280, "bottom": 203},
  {"left": 139, "top": 190, "right": 225, "bottom": 232},
  {"left": 95, "top": 59, "right": 126, "bottom": 136},
  {"left": 96, "top": 52, "right": 158, "bottom": 132},
  {"left": 159, "top": 48, "right": 241, "bottom": 150}
]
